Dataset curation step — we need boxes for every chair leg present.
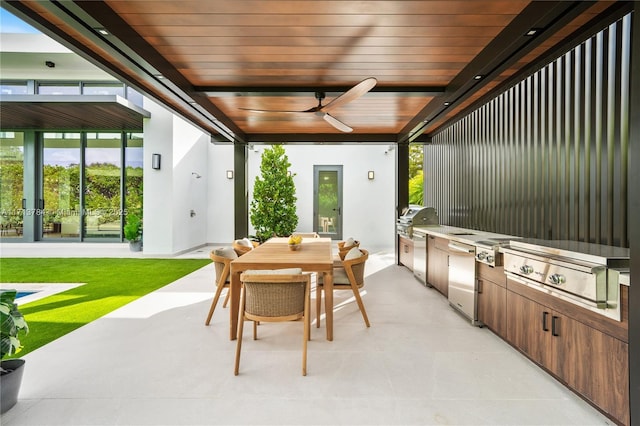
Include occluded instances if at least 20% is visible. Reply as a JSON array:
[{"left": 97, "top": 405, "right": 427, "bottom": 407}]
[
  {"left": 302, "top": 289, "right": 310, "bottom": 376},
  {"left": 222, "top": 290, "right": 230, "bottom": 308},
  {"left": 350, "top": 283, "right": 370, "bottom": 327},
  {"left": 205, "top": 284, "right": 226, "bottom": 325},
  {"left": 315, "top": 285, "right": 322, "bottom": 328},
  {"left": 253, "top": 320, "right": 258, "bottom": 340},
  {"left": 234, "top": 289, "right": 246, "bottom": 375}
]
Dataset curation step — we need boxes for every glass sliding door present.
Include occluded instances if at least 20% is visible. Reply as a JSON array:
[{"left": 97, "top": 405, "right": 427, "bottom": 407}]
[
  {"left": 125, "top": 133, "right": 143, "bottom": 218},
  {"left": 84, "top": 133, "right": 122, "bottom": 239},
  {"left": 0, "top": 132, "right": 25, "bottom": 239},
  {"left": 42, "top": 133, "right": 81, "bottom": 239},
  {"left": 314, "top": 165, "right": 343, "bottom": 240}
]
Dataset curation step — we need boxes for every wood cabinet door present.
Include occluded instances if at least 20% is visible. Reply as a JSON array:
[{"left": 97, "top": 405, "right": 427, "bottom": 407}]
[
  {"left": 477, "top": 278, "right": 506, "bottom": 337},
  {"left": 506, "top": 290, "right": 552, "bottom": 367},
  {"left": 552, "top": 313, "right": 629, "bottom": 425}
]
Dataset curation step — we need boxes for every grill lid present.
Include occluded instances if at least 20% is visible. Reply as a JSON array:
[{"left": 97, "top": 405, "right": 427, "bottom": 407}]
[
  {"left": 506, "top": 239, "right": 629, "bottom": 269},
  {"left": 398, "top": 206, "right": 439, "bottom": 225}
]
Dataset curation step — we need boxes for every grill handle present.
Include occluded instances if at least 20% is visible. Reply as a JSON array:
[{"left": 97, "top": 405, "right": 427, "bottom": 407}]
[{"left": 448, "top": 242, "right": 474, "bottom": 254}]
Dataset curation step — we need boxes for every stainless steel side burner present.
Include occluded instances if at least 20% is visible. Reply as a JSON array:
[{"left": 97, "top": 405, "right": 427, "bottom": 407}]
[
  {"left": 500, "top": 239, "right": 629, "bottom": 321},
  {"left": 474, "top": 237, "right": 516, "bottom": 267}
]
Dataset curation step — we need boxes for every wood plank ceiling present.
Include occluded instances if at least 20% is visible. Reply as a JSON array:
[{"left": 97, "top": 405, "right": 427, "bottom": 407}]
[{"left": 3, "top": 0, "right": 624, "bottom": 144}]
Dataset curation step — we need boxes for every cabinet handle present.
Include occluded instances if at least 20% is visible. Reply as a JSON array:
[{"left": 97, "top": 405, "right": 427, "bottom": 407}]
[
  {"left": 542, "top": 311, "right": 549, "bottom": 332},
  {"left": 477, "top": 279, "right": 483, "bottom": 294},
  {"left": 404, "top": 245, "right": 409, "bottom": 253},
  {"left": 552, "top": 316, "right": 559, "bottom": 337}
]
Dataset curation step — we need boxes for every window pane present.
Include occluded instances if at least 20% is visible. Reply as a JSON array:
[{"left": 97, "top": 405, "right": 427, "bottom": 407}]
[
  {"left": 84, "top": 133, "right": 122, "bottom": 239},
  {"left": 43, "top": 133, "right": 81, "bottom": 239},
  {"left": 125, "top": 133, "right": 143, "bottom": 221},
  {"left": 0, "top": 132, "right": 24, "bottom": 239},
  {"left": 126, "top": 87, "right": 143, "bottom": 106},
  {"left": 38, "top": 84, "right": 80, "bottom": 95},
  {"left": 1, "top": 84, "right": 28, "bottom": 95},
  {"left": 83, "top": 83, "right": 124, "bottom": 96}
]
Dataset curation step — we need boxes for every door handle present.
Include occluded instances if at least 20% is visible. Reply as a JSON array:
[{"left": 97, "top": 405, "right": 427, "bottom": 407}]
[
  {"left": 332, "top": 207, "right": 341, "bottom": 215},
  {"left": 551, "top": 316, "right": 559, "bottom": 337},
  {"left": 542, "top": 311, "right": 549, "bottom": 332}
]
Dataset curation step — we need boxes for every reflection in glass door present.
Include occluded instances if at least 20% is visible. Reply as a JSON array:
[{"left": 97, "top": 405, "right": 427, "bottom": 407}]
[
  {"left": 84, "top": 133, "right": 122, "bottom": 239},
  {"left": 0, "top": 132, "right": 25, "bottom": 239},
  {"left": 125, "top": 133, "right": 144, "bottom": 217},
  {"left": 42, "top": 133, "right": 81, "bottom": 239},
  {"left": 314, "top": 165, "right": 342, "bottom": 240}
]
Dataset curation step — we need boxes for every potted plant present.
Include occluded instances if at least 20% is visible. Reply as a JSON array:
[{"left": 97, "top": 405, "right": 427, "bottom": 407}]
[
  {"left": 1, "top": 289, "right": 29, "bottom": 414},
  {"left": 124, "top": 212, "right": 143, "bottom": 251},
  {"left": 250, "top": 145, "right": 298, "bottom": 242}
]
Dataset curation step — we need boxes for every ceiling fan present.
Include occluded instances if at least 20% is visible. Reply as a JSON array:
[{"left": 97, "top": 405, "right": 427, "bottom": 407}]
[{"left": 240, "top": 77, "right": 377, "bottom": 133}]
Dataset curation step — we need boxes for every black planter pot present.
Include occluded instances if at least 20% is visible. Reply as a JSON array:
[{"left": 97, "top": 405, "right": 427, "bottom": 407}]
[{"left": 1, "top": 359, "right": 25, "bottom": 414}]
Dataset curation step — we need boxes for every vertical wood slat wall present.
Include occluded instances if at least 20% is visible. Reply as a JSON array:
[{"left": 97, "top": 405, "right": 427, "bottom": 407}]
[{"left": 426, "top": 13, "right": 631, "bottom": 248}]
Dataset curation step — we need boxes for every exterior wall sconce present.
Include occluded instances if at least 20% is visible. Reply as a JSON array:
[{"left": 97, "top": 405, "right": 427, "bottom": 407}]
[
  {"left": 368, "top": 171, "right": 375, "bottom": 180},
  {"left": 152, "top": 153, "right": 161, "bottom": 170},
  {"left": 226, "top": 170, "right": 234, "bottom": 179}
]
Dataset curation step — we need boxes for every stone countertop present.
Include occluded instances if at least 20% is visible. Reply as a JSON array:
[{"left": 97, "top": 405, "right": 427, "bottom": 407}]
[
  {"left": 412, "top": 225, "right": 520, "bottom": 246},
  {"left": 413, "top": 225, "right": 631, "bottom": 288}
]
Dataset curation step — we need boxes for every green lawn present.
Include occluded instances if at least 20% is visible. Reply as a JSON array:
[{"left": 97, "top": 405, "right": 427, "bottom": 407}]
[{"left": 0, "top": 258, "right": 210, "bottom": 357}]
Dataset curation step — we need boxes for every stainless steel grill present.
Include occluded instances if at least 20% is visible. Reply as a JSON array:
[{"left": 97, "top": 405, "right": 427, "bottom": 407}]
[
  {"left": 500, "top": 239, "right": 629, "bottom": 321},
  {"left": 396, "top": 206, "right": 438, "bottom": 239}
]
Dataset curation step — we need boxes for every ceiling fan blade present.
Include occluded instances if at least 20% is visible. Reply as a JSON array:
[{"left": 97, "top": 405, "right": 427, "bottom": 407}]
[
  {"left": 238, "top": 107, "right": 317, "bottom": 114},
  {"left": 321, "top": 77, "right": 377, "bottom": 112},
  {"left": 323, "top": 113, "right": 353, "bottom": 133}
]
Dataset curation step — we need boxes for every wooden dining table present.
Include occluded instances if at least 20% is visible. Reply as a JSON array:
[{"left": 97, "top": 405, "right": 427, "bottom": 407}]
[{"left": 229, "top": 237, "right": 335, "bottom": 341}]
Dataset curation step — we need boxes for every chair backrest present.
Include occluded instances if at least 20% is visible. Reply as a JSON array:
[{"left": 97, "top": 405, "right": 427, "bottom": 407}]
[
  {"left": 293, "top": 232, "right": 319, "bottom": 238},
  {"left": 338, "top": 239, "right": 360, "bottom": 260},
  {"left": 342, "top": 248, "right": 369, "bottom": 287},
  {"left": 210, "top": 247, "right": 237, "bottom": 286},
  {"left": 233, "top": 238, "right": 258, "bottom": 256},
  {"left": 240, "top": 269, "right": 309, "bottom": 319}
]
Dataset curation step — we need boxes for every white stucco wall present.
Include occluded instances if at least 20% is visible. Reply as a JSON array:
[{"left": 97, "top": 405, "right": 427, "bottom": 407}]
[
  {"left": 143, "top": 100, "right": 174, "bottom": 254},
  {"left": 143, "top": 100, "right": 210, "bottom": 255},
  {"left": 246, "top": 144, "right": 396, "bottom": 253},
  {"left": 207, "top": 144, "right": 236, "bottom": 244},
  {"left": 171, "top": 115, "right": 209, "bottom": 253}
]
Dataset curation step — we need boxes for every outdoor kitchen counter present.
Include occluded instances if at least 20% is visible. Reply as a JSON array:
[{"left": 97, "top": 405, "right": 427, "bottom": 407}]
[{"left": 412, "top": 224, "right": 519, "bottom": 245}]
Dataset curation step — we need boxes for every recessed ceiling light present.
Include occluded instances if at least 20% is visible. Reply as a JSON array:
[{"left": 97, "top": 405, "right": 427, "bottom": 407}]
[
  {"left": 474, "top": 75, "right": 483, "bottom": 80},
  {"left": 443, "top": 102, "right": 451, "bottom": 106},
  {"left": 525, "top": 28, "right": 541, "bottom": 36},
  {"left": 96, "top": 28, "right": 109, "bottom": 36}
]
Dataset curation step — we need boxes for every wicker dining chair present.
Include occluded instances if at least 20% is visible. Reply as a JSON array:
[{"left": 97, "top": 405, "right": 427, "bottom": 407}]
[
  {"left": 334, "top": 238, "right": 360, "bottom": 266},
  {"left": 205, "top": 247, "right": 238, "bottom": 325},
  {"left": 232, "top": 238, "right": 259, "bottom": 256},
  {"left": 235, "top": 269, "right": 311, "bottom": 376},
  {"left": 293, "top": 232, "right": 320, "bottom": 238},
  {"left": 318, "top": 248, "right": 370, "bottom": 328}
]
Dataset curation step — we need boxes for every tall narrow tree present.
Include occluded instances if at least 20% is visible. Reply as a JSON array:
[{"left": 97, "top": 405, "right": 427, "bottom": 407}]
[{"left": 250, "top": 145, "right": 298, "bottom": 242}]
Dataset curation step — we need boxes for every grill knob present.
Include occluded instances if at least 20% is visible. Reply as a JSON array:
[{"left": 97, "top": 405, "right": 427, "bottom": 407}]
[
  {"left": 486, "top": 255, "right": 494, "bottom": 263},
  {"left": 520, "top": 265, "right": 534, "bottom": 275},
  {"left": 549, "top": 274, "right": 566, "bottom": 285},
  {"left": 477, "top": 252, "right": 487, "bottom": 260}
]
